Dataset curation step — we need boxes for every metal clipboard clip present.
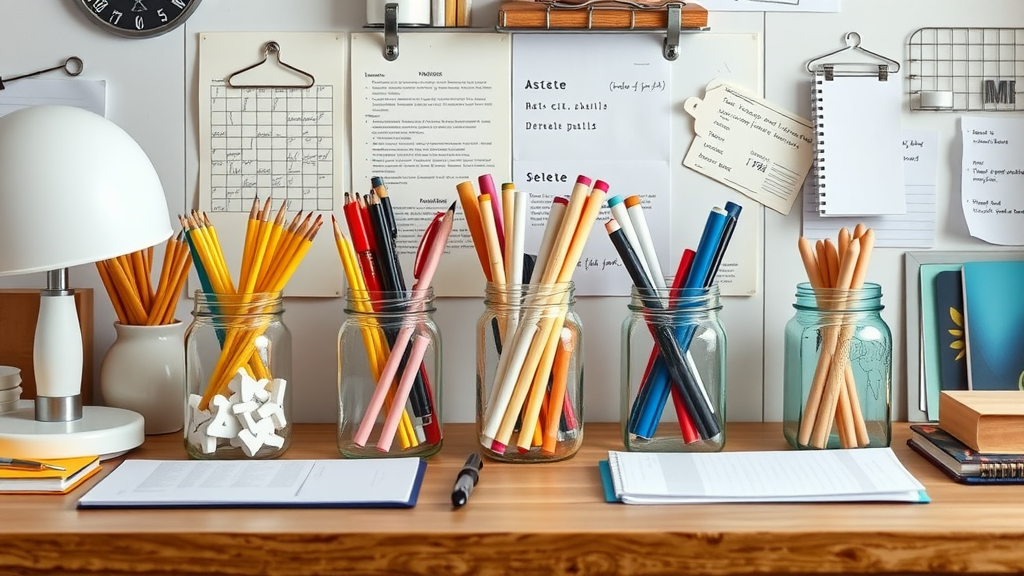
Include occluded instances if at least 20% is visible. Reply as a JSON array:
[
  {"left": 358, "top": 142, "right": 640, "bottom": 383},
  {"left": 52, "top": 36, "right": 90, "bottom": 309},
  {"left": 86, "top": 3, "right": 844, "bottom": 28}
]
[
  {"left": 806, "top": 32, "right": 900, "bottom": 81},
  {"left": 226, "top": 41, "right": 315, "bottom": 89}
]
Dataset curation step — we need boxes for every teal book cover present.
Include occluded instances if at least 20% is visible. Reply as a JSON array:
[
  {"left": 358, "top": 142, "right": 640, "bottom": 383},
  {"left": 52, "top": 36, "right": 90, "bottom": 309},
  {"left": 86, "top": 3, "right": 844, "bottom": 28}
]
[
  {"left": 934, "top": 270, "right": 969, "bottom": 392},
  {"left": 962, "top": 261, "right": 1024, "bottom": 391}
]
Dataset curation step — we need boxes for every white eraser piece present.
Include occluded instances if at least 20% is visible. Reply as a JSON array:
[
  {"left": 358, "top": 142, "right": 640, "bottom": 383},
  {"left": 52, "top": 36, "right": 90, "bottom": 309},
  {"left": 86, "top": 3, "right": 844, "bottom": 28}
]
[
  {"left": 264, "top": 433, "right": 285, "bottom": 449},
  {"left": 256, "top": 401, "right": 279, "bottom": 420},
  {"left": 238, "top": 410, "right": 259, "bottom": 433},
  {"left": 227, "top": 368, "right": 246, "bottom": 396},
  {"left": 254, "top": 378, "right": 271, "bottom": 402},
  {"left": 240, "top": 374, "right": 262, "bottom": 403},
  {"left": 270, "top": 378, "right": 287, "bottom": 405},
  {"left": 236, "top": 429, "right": 263, "bottom": 457},
  {"left": 231, "top": 401, "right": 259, "bottom": 415},
  {"left": 270, "top": 407, "right": 287, "bottom": 429},
  {"left": 255, "top": 416, "right": 275, "bottom": 436},
  {"left": 188, "top": 394, "right": 212, "bottom": 428},
  {"left": 206, "top": 395, "right": 242, "bottom": 439}
]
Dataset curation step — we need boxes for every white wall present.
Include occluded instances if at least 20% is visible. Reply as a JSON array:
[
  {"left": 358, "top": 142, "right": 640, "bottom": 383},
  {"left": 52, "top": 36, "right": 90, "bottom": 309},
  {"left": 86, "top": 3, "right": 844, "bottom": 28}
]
[{"left": 0, "top": 0, "right": 1020, "bottom": 425}]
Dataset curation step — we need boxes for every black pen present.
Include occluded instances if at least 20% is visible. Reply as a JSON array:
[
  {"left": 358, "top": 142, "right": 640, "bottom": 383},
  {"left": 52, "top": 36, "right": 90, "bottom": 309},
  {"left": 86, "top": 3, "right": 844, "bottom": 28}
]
[{"left": 451, "top": 453, "right": 483, "bottom": 508}]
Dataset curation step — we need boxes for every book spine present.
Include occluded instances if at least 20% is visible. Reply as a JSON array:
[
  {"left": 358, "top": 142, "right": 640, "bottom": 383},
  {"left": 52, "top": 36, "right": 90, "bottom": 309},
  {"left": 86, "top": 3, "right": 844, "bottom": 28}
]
[{"left": 811, "top": 70, "right": 827, "bottom": 215}]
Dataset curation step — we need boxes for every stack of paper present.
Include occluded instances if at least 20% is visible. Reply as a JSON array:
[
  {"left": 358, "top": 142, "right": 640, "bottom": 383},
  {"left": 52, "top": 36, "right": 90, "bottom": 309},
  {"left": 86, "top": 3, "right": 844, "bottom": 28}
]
[
  {"left": 601, "top": 449, "right": 928, "bottom": 504},
  {"left": 78, "top": 458, "right": 426, "bottom": 509}
]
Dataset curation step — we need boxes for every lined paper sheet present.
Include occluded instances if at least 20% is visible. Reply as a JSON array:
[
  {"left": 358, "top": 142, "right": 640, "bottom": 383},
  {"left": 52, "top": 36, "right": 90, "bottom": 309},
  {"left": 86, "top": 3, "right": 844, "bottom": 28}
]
[
  {"left": 803, "top": 130, "right": 936, "bottom": 248},
  {"left": 814, "top": 73, "right": 906, "bottom": 217},
  {"left": 0, "top": 78, "right": 105, "bottom": 117}
]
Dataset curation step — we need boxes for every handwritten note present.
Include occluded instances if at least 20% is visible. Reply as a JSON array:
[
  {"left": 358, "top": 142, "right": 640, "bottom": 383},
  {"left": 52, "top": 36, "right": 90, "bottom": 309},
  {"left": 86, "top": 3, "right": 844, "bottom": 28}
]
[
  {"left": 802, "top": 130, "right": 937, "bottom": 248},
  {"left": 682, "top": 80, "right": 813, "bottom": 215},
  {"left": 961, "top": 116, "right": 1024, "bottom": 245},
  {"left": 513, "top": 34, "right": 671, "bottom": 296}
]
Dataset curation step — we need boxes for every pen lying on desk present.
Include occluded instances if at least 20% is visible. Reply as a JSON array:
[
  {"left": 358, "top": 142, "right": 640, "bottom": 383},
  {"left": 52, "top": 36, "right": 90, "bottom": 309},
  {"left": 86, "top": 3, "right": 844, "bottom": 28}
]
[{"left": 0, "top": 457, "right": 65, "bottom": 471}]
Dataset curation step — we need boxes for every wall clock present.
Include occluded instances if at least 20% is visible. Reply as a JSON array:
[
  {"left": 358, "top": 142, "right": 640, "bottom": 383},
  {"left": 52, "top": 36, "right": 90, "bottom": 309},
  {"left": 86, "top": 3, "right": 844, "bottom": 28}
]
[{"left": 75, "top": 0, "right": 203, "bottom": 38}]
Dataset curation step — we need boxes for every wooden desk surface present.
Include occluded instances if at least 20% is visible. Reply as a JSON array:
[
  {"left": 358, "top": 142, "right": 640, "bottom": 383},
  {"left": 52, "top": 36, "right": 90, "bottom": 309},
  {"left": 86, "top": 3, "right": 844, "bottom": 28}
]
[{"left": 2, "top": 422, "right": 1023, "bottom": 576}]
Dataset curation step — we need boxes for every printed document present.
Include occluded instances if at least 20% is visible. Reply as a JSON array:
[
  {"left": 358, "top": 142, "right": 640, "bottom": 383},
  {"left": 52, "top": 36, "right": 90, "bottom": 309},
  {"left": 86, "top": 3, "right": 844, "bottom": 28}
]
[
  {"left": 350, "top": 32, "right": 512, "bottom": 297},
  {"left": 78, "top": 458, "right": 425, "bottom": 508}
]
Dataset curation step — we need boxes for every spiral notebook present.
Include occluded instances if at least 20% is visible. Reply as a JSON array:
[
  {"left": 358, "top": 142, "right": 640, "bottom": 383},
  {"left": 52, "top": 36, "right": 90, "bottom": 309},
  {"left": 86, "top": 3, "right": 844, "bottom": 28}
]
[{"left": 812, "top": 70, "right": 906, "bottom": 216}]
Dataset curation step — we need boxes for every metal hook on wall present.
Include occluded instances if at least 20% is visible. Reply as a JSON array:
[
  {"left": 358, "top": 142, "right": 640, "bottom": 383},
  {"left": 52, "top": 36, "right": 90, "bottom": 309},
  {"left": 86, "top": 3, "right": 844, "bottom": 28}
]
[{"left": 0, "top": 57, "right": 84, "bottom": 90}]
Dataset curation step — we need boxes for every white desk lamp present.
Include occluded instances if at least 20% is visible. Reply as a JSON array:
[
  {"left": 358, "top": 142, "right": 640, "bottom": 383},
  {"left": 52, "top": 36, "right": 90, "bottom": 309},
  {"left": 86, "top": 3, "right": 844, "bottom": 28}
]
[{"left": 0, "top": 105, "right": 172, "bottom": 460}]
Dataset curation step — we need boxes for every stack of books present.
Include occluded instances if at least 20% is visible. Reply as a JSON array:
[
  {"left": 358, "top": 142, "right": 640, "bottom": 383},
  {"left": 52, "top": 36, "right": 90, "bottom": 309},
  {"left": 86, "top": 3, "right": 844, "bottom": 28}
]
[{"left": 909, "top": 391, "right": 1024, "bottom": 484}]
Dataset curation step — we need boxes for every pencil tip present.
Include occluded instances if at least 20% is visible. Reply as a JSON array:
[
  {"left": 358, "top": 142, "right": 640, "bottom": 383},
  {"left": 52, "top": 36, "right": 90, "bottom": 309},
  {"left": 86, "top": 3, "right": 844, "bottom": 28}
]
[{"left": 448, "top": 201, "right": 457, "bottom": 212}]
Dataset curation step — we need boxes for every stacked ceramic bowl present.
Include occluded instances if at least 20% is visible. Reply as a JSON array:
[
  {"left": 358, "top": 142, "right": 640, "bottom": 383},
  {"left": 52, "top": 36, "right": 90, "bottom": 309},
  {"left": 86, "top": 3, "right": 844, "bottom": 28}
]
[{"left": 0, "top": 366, "right": 22, "bottom": 414}]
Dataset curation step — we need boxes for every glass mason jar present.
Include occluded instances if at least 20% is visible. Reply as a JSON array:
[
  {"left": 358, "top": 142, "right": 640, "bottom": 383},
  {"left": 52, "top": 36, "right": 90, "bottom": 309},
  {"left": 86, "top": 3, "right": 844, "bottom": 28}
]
[
  {"left": 477, "top": 281, "right": 583, "bottom": 463},
  {"left": 337, "top": 288, "right": 442, "bottom": 458},
  {"left": 184, "top": 291, "right": 292, "bottom": 459},
  {"left": 621, "top": 285, "right": 726, "bottom": 452},
  {"left": 783, "top": 282, "right": 892, "bottom": 450}
]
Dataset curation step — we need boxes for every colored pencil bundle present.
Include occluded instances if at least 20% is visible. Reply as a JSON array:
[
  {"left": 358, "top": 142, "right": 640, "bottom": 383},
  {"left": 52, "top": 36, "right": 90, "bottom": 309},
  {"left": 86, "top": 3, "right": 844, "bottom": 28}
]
[
  {"left": 334, "top": 177, "right": 452, "bottom": 453},
  {"left": 462, "top": 174, "right": 602, "bottom": 456},
  {"left": 613, "top": 201, "right": 741, "bottom": 443},
  {"left": 96, "top": 232, "right": 192, "bottom": 326},
  {"left": 796, "top": 224, "right": 875, "bottom": 449},
  {"left": 183, "top": 200, "right": 322, "bottom": 410}
]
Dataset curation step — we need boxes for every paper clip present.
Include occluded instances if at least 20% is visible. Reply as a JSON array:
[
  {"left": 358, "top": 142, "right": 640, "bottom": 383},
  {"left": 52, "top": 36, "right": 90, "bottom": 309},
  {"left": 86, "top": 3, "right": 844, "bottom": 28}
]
[{"left": 0, "top": 56, "right": 84, "bottom": 90}]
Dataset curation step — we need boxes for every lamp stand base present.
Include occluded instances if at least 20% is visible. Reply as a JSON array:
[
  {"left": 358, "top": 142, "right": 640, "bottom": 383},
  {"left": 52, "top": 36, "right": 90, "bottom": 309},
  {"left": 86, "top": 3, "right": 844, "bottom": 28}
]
[{"left": 0, "top": 401, "right": 144, "bottom": 461}]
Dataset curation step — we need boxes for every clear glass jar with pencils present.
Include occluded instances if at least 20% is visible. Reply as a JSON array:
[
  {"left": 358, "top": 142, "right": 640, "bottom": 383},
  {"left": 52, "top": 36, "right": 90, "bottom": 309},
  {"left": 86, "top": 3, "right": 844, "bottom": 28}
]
[
  {"left": 621, "top": 284, "right": 726, "bottom": 452},
  {"left": 184, "top": 291, "right": 293, "bottom": 459},
  {"left": 477, "top": 281, "right": 584, "bottom": 463},
  {"left": 337, "top": 288, "right": 443, "bottom": 458}
]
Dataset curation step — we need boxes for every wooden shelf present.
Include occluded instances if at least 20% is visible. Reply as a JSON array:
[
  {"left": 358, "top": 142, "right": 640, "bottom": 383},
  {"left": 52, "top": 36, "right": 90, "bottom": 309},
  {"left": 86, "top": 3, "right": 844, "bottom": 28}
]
[{"left": 2, "top": 422, "right": 1023, "bottom": 575}]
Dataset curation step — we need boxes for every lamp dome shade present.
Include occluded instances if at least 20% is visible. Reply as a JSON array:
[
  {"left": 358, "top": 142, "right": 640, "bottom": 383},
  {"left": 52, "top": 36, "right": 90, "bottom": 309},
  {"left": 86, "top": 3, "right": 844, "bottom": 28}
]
[{"left": 0, "top": 105, "right": 173, "bottom": 274}]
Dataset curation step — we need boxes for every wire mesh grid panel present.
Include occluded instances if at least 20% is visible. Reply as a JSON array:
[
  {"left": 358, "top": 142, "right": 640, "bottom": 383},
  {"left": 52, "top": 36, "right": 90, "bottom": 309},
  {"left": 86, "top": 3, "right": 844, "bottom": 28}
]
[{"left": 907, "top": 27, "right": 1024, "bottom": 111}]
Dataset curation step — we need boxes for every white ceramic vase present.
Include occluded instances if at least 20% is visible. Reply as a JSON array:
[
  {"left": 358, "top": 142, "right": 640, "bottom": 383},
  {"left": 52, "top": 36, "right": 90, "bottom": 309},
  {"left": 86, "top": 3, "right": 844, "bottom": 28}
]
[{"left": 100, "top": 322, "right": 186, "bottom": 435}]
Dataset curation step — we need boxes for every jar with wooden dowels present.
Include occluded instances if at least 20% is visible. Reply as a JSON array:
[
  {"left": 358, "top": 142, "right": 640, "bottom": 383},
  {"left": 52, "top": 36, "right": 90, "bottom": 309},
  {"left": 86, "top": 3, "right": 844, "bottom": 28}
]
[{"left": 783, "top": 226, "right": 892, "bottom": 449}]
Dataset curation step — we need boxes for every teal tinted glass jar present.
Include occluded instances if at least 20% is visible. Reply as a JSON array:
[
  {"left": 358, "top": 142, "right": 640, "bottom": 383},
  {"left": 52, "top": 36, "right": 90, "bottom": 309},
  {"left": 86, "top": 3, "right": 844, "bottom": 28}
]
[{"left": 783, "top": 282, "right": 891, "bottom": 450}]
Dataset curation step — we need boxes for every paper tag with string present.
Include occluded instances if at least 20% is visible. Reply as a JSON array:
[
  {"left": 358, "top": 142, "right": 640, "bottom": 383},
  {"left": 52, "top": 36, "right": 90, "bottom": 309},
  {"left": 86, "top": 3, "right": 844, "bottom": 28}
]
[{"left": 682, "top": 79, "right": 813, "bottom": 215}]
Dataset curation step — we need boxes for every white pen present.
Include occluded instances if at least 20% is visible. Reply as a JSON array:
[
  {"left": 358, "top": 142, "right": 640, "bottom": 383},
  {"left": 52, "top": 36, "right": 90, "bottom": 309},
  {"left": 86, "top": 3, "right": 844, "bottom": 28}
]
[{"left": 0, "top": 457, "right": 65, "bottom": 471}]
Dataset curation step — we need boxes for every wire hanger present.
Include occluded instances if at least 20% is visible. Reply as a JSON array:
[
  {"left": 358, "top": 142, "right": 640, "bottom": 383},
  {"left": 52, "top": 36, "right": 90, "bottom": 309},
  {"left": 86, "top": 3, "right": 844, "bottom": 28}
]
[
  {"left": 806, "top": 32, "right": 900, "bottom": 79},
  {"left": 0, "top": 57, "right": 83, "bottom": 90},
  {"left": 226, "top": 42, "right": 315, "bottom": 89}
]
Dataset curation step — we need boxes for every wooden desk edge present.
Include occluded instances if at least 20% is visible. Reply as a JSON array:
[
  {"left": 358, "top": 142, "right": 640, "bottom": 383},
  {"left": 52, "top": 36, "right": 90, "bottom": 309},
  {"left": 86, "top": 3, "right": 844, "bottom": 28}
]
[{"left": 3, "top": 422, "right": 1024, "bottom": 576}]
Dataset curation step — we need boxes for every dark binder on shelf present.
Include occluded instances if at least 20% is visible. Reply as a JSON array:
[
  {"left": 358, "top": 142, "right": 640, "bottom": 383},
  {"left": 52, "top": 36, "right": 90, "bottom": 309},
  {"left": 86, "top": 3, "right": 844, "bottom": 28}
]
[{"left": 808, "top": 32, "right": 906, "bottom": 217}]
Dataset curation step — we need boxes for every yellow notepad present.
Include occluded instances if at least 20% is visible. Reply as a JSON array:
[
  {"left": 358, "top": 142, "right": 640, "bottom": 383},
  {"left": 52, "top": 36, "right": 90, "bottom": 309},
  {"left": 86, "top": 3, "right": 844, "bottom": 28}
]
[{"left": 0, "top": 455, "right": 101, "bottom": 494}]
